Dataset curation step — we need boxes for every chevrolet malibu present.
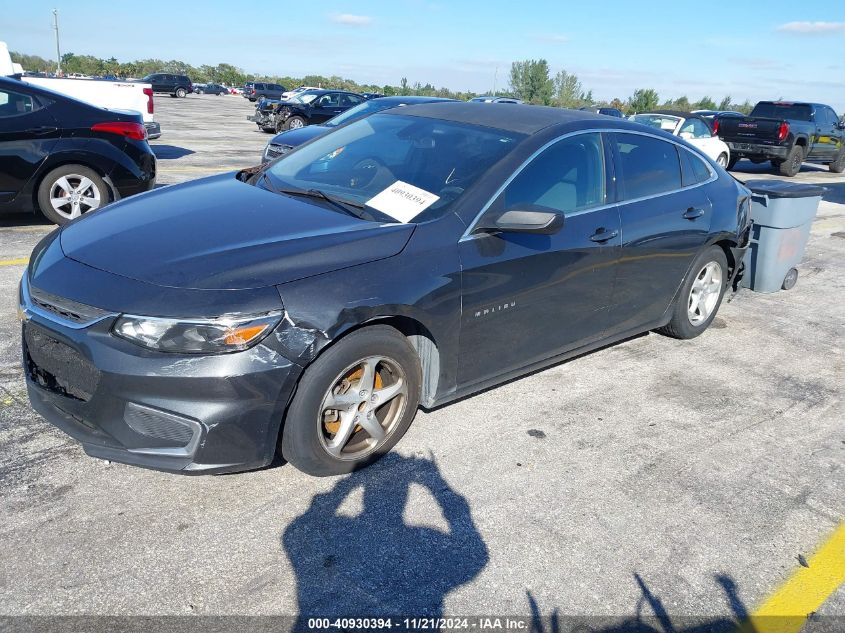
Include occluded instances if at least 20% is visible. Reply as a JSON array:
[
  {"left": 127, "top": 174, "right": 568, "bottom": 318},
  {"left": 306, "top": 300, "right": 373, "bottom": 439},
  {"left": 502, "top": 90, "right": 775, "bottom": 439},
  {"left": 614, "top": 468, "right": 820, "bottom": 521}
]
[{"left": 20, "top": 103, "right": 751, "bottom": 476}]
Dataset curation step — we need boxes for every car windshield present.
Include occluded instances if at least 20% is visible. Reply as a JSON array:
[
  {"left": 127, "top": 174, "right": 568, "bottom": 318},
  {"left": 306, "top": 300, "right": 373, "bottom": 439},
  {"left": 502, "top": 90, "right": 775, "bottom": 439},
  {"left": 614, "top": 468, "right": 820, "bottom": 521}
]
[
  {"left": 631, "top": 114, "right": 681, "bottom": 132},
  {"left": 262, "top": 113, "right": 524, "bottom": 223},
  {"left": 325, "top": 100, "right": 398, "bottom": 128},
  {"left": 292, "top": 91, "right": 320, "bottom": 105},
  {"left": 750, "top": 103, "right": 813, "bottom": 121}
]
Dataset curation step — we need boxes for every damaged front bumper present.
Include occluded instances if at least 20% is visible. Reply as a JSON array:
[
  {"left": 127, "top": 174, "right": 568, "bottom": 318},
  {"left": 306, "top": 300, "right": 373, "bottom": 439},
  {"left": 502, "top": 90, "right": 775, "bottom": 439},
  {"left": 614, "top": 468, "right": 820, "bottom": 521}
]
[{"left": 19, "top": 270, "right": 303, "bottom": 475}]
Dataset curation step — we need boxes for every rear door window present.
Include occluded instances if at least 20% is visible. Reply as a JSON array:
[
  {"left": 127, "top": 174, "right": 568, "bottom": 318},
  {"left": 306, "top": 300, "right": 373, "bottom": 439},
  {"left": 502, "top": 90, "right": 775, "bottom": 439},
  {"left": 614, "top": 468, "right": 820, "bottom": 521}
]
[
  {"left": 614, "top": 133, "right": 682, "bottom": 200},
  {"left": 0, "top": 88, "right": 41, "bottom": 117}
]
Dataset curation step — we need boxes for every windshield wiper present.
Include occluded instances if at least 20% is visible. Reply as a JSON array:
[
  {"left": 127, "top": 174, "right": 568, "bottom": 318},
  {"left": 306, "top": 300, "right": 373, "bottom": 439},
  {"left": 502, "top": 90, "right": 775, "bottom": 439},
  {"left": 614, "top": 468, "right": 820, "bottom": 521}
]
[{"left": 259, "top": 173, "right": 366, "bottom": 218}]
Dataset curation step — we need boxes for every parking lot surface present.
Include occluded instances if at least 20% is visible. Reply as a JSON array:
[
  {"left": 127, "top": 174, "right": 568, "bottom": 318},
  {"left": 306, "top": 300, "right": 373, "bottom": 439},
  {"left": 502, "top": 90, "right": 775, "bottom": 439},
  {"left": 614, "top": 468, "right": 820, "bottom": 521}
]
[{"left": 0, "top": 95, "right": 843, "bottom": 624}]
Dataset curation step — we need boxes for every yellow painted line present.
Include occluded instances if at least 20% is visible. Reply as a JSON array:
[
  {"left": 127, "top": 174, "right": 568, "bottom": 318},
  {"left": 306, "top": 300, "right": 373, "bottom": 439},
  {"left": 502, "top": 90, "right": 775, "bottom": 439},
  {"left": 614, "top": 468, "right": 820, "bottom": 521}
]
[
  {"left": 0, "top": 257, "right": 28, "bottom": 267},
  {"left": 744, "top": 523, "right": 845, "bottom": 633}
]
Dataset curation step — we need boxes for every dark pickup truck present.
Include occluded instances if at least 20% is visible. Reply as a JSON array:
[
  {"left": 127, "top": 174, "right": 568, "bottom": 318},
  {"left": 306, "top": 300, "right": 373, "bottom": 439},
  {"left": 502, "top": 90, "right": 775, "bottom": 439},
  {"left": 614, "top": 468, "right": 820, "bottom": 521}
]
[{"left": 718, "top": 101, "right": 845, "bottom": 176}]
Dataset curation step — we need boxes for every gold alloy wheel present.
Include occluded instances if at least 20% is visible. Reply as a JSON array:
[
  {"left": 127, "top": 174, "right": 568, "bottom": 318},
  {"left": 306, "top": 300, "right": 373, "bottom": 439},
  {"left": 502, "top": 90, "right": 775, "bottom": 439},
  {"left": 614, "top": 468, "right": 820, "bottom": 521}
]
[{"left": 317, "top": 356, "right": 408, "bottom": 461}]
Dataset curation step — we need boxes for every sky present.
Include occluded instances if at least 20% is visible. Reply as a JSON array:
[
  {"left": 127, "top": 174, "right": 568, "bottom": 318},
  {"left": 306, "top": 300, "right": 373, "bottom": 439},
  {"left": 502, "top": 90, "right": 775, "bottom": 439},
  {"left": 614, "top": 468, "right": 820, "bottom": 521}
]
[{"left": 3, "top": 0, "right": 844, "bottom": 111}]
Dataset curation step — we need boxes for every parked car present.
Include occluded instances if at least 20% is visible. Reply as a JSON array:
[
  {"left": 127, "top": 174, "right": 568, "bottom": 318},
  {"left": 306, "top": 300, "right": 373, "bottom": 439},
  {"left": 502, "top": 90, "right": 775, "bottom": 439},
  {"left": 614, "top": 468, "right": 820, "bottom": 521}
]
[
  {"left": 579, "top": 105, "right": 624, "bottom": 118},
  {"left": 140, "top": 73, "right": 193, "bottom": 98},
  {"left": 716, "top": 101, "right": 845, "bottom": 176},
  {"left": 0, "top": 76, "right": 155, "bottom": 225},
  {"left": 629, "top": 111, "right": 731, "bottom": 167},
  {"left": 262, "top": 95, "right": 456, "bottom": 162},
  {"left": 195, "top": 83, "right": 228, "bottom": 95},
  {"left": 244, "top": 82, "right": 287, "bottom": 102},
  {"left": 361, "top": 92, "right": 386, "bottom": 100},
  {"left": 692, "top": 110, "right": 745, "bottom": 120},
  {"left": 281, "top": 85, "right": 319, "bottom": 100},
  {"left": 248, "top": 89, "right": 367, "bottom": 133},
  {"left": 0, "top": 42, "right": 162, "bottom": 140},
  {"left": 469, "top": 95, "right": 524, "bottom": 104},
  {"left": 20, "top": 103, "right": 751, "bottom": 477}
]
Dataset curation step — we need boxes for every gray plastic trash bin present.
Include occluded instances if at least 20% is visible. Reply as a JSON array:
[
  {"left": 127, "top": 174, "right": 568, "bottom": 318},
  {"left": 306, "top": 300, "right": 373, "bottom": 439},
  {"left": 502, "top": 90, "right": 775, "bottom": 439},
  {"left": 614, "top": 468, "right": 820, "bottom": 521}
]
[{"left": 740, "top": 180, "right": 827, "bottom": 293}]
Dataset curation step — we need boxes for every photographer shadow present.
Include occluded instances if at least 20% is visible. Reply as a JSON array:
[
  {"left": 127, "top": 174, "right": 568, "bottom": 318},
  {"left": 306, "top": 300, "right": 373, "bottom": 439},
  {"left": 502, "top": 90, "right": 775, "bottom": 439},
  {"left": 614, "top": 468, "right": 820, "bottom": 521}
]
[{"left": 283, "top": 453, "right": 488, "bottom": 626}]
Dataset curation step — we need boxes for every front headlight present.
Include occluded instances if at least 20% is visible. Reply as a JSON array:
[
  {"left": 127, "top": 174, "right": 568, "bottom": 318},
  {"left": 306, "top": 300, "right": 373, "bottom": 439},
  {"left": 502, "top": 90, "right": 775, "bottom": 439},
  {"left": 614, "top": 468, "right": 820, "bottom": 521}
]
[{"left": 112, "top": 311, "right": 283, "bottom": 354}]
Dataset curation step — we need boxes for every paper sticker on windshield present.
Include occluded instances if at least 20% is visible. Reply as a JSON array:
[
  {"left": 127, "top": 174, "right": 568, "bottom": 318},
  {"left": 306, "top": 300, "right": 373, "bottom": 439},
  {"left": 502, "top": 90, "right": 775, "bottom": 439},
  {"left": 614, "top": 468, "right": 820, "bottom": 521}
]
[{"left": 366, "top": 181, "right": 440, "bottom": 223}]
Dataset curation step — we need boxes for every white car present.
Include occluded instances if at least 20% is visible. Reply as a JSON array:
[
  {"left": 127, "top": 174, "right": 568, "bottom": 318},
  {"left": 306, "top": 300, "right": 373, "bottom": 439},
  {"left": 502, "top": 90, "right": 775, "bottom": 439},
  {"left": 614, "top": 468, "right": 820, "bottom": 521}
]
[{"left": 629, "top": 111, "right": 730, "bottom": 167}]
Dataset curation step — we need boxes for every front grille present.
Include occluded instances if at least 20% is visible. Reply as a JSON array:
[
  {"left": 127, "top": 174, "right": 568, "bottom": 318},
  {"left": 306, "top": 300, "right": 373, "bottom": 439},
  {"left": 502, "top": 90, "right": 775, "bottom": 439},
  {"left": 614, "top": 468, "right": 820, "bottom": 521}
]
[
  {"left": 29, "top": 285, "right": 111, "bottom": 325},
  {"left": 124, "top": 403, "right": 196, "bottom": 447},
  {"left": 24, "top": 324, "right": 100, "bottom": 401}
]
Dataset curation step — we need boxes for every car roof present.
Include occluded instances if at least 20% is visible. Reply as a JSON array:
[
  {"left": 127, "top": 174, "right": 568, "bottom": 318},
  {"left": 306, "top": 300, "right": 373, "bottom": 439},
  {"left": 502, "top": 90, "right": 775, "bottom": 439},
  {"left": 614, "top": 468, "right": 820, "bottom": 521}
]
[
  {"left": 372, "top": 96, "right": 455, "bottom": 105},
  {"left": 388, "top": 101, "right": 613, "bottom": 134}
]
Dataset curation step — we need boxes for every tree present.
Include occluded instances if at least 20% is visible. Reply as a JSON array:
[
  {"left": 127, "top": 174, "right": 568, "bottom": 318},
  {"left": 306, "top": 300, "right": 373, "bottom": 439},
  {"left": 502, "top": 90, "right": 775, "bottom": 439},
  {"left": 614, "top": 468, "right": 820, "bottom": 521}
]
[
  {"left": 627, "top": 89, "right": 659, "bottom": 113},
  {"left": 553, "top": 69, "right": 583, "bottom": 109},
  {"left": 695, "top": 95, "right": 717, "bottom": 110},
  {"left": 609, "top": 98, "right": 626, "bottom": 114},
  {"left": 399, "top": 77, "right": 409, "bottom": 96},
  {"left": 718, "top": 95, "right": 732, "bottom": 111},
  {"left": 509, "top": 59, "right": 553, "bottom": 105}
]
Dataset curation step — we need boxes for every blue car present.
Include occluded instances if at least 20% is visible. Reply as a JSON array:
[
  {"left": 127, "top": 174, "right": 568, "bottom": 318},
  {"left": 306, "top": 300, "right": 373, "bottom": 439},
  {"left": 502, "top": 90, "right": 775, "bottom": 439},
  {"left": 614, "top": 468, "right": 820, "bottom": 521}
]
[{"left": 262, "top": 95, "right": 455, "bottom": 162}]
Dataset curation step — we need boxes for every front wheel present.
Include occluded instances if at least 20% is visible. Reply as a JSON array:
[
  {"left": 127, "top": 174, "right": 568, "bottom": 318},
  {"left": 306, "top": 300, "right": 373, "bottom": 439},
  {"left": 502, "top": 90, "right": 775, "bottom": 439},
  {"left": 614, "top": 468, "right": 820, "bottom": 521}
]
[
  {"left": 830, "top": 148, "right": 845, "bottom": 173},
  {"left": 36, "top": 165, "right": 108, "bottom": 225},
  {"left": 281, "top": 326, "right": 422, "bottom": 476},
  {"left": 657, "top": 246, "right": 728, "bottom": 340},
  {"left": 286, "top": 115, "right": 306, "bottom": 130}
]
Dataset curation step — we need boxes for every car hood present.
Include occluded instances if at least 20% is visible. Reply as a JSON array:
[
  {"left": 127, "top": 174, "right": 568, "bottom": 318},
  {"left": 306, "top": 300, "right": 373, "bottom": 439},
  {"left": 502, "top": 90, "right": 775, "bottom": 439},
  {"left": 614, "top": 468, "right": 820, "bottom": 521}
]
[
  {"left": 269, "top": 125, "right": 329, "bottom": 147},
  {"left": 60, "top": 173, "right": 415, "bottom": 290}
]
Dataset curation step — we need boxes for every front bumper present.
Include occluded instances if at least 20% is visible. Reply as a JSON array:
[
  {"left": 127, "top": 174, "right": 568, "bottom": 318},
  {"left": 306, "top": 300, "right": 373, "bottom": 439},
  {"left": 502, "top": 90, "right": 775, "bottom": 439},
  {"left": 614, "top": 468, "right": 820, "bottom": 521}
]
[
  {"left": 247, "top": 112, "right": 273, "bottom": 127},
  {"left": 726, "top": 141, "right": 789, "bottom": 160},
  {"left": 19, "top": 273, "right": 302, "bottom": 475}
]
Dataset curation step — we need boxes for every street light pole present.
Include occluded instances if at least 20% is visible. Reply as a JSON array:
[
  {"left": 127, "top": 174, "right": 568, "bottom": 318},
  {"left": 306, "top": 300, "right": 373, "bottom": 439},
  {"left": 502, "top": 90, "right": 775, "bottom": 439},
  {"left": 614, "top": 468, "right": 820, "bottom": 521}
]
[{"left": 53, "top": 9, "right": 61, "bottom": 76}]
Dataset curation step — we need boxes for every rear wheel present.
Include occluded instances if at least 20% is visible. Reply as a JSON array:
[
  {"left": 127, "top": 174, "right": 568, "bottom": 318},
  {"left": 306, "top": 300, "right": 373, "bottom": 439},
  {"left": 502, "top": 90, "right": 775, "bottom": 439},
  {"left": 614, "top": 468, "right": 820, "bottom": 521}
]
[
  {"left": 281, "top": 326, "right": 422, "bottom": 476},
  {"left": 716, "top": 153, "right": 728, "bottom": 168},
  {"left": 36, "top": 165, "right": 108, "bottom": 226},
  {"left": 657, "top": 246, "right": 728, "bottom": 340},
  {"left": 779, "top": 145, "right": 804, "bottom": 177},
  {"left": 175, "top": 87, "right": 187, "bottom": 98},
  {"left": 830, "top": 148, "right": 845, "bottom": 173}
]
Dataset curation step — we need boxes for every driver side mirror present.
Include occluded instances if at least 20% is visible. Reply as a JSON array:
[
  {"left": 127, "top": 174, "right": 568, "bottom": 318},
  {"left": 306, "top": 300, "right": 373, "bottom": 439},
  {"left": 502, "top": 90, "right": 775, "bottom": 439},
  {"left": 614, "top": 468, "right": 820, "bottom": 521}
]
[{"left": 475, "top": 207, "right": 565, "bottom": 235}]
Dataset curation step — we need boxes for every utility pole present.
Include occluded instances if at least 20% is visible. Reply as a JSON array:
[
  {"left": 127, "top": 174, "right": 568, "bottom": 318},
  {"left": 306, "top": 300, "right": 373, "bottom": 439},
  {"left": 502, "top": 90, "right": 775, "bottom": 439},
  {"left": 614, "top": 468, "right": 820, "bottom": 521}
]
[
  {"left": 53, "top": 9, "right": 61, "bottom": 76},
  {"left": 492, "top": 66, "right": 498, "bottom": 96}
]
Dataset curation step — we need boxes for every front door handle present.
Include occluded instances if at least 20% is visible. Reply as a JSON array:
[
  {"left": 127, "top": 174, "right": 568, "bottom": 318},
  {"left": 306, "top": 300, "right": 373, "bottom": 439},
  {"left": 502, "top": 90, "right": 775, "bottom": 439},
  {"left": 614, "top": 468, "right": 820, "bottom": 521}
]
[
  {"left": 683, "top": 207, "right": 705, "bottom": 220},
  {"left": 590, "top": 228, "right": 619, "bottom": 243},
  {"left": 25, "top": 126, "right": 58, "bottom": 135}
]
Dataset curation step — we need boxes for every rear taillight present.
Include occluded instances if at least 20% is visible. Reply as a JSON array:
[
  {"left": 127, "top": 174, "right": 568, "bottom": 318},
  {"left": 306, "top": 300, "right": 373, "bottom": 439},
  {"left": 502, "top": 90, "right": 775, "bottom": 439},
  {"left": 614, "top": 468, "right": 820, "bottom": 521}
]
[
  {"left": 711, "top": 119, "right": 720, "bottom": 136},
  {"left": 778, "top": 121, "right": 789, "bottom": 141},
  {"left": 143, "top": 87, "right": 154, "bottom": 114},
  {"left": 91, "top": 121, "right": 147, "bottom": 141}
]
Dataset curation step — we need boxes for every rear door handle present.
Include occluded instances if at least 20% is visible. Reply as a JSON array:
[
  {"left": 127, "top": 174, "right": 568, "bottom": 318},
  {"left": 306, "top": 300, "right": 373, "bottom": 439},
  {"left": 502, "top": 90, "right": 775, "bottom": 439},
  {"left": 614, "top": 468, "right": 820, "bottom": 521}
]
[
  {"left": 590, "top": 228, "right": 619, "bottom": 243},
  {"left": 25, "top": 126, "right": 58, "bottom": 135},
  {"left": 683, "top": 207, "right": 705, "bottom": 219}
]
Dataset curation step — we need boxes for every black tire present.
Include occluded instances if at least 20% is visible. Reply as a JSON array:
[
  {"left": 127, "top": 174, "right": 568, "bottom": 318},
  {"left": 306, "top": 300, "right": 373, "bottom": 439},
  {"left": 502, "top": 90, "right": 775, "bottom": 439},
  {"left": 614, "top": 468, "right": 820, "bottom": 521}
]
[
  {"left": 656, "top": 245, "right": 728, "bottom": 340},
  {"left": 275, "top": 118, "right": 285, "bottom": 134},
  {"left": 716, "top": 153, "right": 729, "bottom": 169},
  {"left": 771, "top": 158, "right": 783, "bottom": 169},
  {"left": 175, "top": 87, "right": 187, "bottom": 98},
  {"left": 281, "top": 325, "right": 422, "bottom": 476},
  {"left": 779, "top": 145, "right": 804, "bottom": 177},
  {"left": 261, "top": 127, "right": 275, "bottom": 134},
  {"left": 169, "top": 94, "right": 177, "bottom": 98},
  {"left": 285, "top": 115, "right": 307, "bottom": 130},
  {"left": 727, "top": 156, "right": 739, "bottom": 170},
  {"left": 830, "top": 148, "right": 845, "bottom": 173},
  {"left": 36, "top": 164, "right": 108, "bottom": 226}
]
